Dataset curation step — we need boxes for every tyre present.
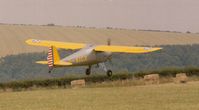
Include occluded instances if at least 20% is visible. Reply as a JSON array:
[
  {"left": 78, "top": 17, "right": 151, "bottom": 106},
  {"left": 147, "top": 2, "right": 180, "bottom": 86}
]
[
  {"left": 106, "top": 70, "right": 112, "bottom": 77},
  {"left": 86, "top": 68, "right": 91, "bottom": 75}
]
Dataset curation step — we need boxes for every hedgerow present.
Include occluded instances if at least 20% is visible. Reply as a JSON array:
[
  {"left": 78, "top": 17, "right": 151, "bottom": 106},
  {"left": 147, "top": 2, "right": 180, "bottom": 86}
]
[{"left": 1, "top": 67, "right": 199, "bottom": 91}]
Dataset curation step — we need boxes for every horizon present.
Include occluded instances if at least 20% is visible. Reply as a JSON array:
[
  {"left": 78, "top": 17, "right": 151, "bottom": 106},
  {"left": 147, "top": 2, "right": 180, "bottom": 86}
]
[{"left": 0, "top": 23, "right": 192, "bottom": 34}]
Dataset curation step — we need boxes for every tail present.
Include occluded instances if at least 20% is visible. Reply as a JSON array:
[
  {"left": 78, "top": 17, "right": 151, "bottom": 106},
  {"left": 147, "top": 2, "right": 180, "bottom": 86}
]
[
  {"left": 47, "top": 46, "right": 60, "bottom": 72},
  {"left": 36, "top": 46, "right": 72, "bottom": 73},
  {"left": 36, "top": 46, "right": 61, "bottom": 73}
]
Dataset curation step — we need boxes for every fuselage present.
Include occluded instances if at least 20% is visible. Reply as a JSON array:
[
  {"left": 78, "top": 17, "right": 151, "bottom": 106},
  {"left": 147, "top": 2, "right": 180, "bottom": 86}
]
[{"left": 61, "top": 44, "right": 112, "bottom": 66}]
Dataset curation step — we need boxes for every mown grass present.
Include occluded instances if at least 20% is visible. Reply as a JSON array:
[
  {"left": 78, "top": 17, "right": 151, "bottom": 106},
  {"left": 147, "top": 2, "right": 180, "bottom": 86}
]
[{"left": 0, "top": 82, "right": 199, "bottom": 110}]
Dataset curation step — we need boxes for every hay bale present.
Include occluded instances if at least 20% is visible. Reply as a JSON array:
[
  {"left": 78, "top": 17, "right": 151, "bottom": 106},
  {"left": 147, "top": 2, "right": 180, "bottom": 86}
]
[
  {"left": 144, "top": 74, "right": 159, "bottom": 85},
  {"left": 175, "top": 73, "right": 188, "bottom": 83},
  {"left": 5, "top": 88, "right": 13, "bottom": 92},
  {"left": 71, "top": 79, "right": 86, "bottom": 89}
]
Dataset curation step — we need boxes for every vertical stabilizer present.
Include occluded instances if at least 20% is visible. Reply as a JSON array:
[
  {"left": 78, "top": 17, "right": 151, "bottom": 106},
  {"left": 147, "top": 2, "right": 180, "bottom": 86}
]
[
  {"left": 47, "top": 46, "right": 61, "bottom": 73},
  {"left": 52, "top": 46, "right": 60, "bottom": 62}
]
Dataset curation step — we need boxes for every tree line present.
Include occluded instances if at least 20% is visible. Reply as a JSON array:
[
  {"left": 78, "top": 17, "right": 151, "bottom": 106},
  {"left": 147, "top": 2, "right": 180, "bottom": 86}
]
[{"left": 0, "top": 45, "right": 199, "bottom": 82}]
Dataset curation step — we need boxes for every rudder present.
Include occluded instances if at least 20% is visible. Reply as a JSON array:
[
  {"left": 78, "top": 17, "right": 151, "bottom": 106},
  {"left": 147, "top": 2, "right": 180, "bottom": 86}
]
[{"left": 47, "top": 46, "right": 61, "bottom": 73}]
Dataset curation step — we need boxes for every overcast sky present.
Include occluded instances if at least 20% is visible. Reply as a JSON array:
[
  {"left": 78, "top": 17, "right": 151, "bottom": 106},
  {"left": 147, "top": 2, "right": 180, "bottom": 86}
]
[{"left": 0, "top": 0, "right": 199, "bottom": 32}]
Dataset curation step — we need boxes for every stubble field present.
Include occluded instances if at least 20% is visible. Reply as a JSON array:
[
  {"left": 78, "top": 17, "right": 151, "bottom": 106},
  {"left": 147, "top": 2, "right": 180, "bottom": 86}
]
[{"left": 1, "top": 24, "right": 199, "bottom": 57}]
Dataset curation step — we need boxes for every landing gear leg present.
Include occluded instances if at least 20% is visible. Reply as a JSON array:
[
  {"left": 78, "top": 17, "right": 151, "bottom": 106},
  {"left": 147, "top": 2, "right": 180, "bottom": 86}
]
[
  {"left": 99, "top": 63, "right": 113, "bottom": 77},
  {"left": 85, "top": 65, "right": 91, "bottom": 75}
]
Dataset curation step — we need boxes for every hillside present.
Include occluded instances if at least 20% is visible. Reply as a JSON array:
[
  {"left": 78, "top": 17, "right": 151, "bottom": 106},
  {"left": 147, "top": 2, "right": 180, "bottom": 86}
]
[
  {"left": 1, "top": 24, "right": 199, "bottom": 57},
  {"left": 1, "top": 45, "right": 199, "bottom": 82}
]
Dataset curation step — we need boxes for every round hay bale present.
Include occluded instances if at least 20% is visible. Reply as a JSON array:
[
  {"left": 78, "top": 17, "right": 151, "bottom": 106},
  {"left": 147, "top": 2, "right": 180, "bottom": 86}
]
[
  {"left": 144, "top": 74, "right": 159, "bottom": 85},
  {"left": 175, "top": 73, "right": 188, "bottom": 84},
  {"left": 71, "top": 79, "right": 86, "bottom": 89}
]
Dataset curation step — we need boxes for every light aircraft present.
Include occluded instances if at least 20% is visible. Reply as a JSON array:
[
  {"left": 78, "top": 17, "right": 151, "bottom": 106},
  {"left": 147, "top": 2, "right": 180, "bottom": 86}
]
[{"left": 26, "top": 39, "right": 162, "bottom": 77}]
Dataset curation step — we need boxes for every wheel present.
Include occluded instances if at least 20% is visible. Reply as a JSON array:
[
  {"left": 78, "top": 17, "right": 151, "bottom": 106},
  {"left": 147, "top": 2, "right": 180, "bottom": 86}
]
[
  {"left": 85, "top": 68, "right": 91, "bottom": 75},
  {"left": 106, "top": 70, "right": 112, "bottom": 77}
]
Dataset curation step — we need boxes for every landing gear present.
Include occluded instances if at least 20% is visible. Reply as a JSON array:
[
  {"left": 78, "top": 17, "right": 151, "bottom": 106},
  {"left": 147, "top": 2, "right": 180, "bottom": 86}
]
[
  {"left": 106, "top": 70, "right": 112, "bottom": 77},
  {"left": 85, "top": 65, "right": 91, "bottom": 75},
  {"left": 99, "top": 63, "right": 113, "bottom": 77},
  {"left": 85, "top": 68, "right": 91, "bottom": 75},
  {"left": 85, "top": 63, "right": 112, "bottom": 77}
]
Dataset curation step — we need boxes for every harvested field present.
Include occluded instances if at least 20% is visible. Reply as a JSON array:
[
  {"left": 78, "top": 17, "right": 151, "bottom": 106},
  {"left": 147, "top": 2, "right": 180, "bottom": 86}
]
[
  {"left": 0, "top": 81, "right": 199, "bottom": 110},
  {"left": 1, "top": 24, "right": 199, "bottom": 57}
]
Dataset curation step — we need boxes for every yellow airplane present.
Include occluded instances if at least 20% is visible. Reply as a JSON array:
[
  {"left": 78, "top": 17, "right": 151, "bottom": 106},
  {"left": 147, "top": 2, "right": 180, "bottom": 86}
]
[{"left": 26, "top": 39, "right": 162, "bottom": 77}]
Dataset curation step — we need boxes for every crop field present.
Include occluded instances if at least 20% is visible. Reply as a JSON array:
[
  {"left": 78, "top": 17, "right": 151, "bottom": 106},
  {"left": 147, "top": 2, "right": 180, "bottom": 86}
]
[
  {"left": 0, "top": 81, "right": 199, "bottom": 110},
  {"left": 1, "top": 24, "right": 199, "bottom": 57}
]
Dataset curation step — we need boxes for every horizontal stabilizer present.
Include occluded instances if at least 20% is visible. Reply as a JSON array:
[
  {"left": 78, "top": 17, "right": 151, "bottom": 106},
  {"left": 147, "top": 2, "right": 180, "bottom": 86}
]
[
  {"left": 36, "top": 61, "right": 48, "bottom": 65},
  {"left": 36, "top": 61, "right": 72, "bottom": 66},
  {"left": 54, "top": 61, "right": 73, "bottom": 66}
]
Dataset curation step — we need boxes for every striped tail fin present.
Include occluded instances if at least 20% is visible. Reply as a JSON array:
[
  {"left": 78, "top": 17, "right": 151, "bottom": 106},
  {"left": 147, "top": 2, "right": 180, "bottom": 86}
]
[
  {"left": 47, "top": 46, "right": 61, "bottom": 73},
  {"left": 47, "top": 46, "right": 54, "bottom": 73}
]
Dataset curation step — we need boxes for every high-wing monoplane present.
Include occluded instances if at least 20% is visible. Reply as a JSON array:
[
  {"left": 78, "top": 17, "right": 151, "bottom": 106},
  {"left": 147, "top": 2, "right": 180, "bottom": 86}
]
[{"left": 26, "top": 39, "right": 162, "bottom": 77}]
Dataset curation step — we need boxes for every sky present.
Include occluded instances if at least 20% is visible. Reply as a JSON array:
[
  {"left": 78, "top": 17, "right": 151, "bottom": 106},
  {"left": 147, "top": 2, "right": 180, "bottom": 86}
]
[{"left": 0, "top": 0, "right": 199, "bottom": 32}]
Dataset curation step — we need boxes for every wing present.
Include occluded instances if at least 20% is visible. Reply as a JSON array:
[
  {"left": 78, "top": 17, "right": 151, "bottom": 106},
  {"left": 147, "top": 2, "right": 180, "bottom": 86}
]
[
  {"left": 26, "top": 39, "right": 86, "bottom": 50},
  {"left": 94, "top": 45, "right": 162, "bottom": 54}
]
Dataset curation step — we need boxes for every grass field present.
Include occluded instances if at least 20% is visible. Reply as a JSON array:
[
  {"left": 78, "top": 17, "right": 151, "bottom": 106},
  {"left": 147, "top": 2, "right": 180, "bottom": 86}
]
[
  {"left": 1, "top": 24, "right": 199, "bottom": 57},
  {"left": 0, "top": 81, "right": 199, "bottom": 110}
]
